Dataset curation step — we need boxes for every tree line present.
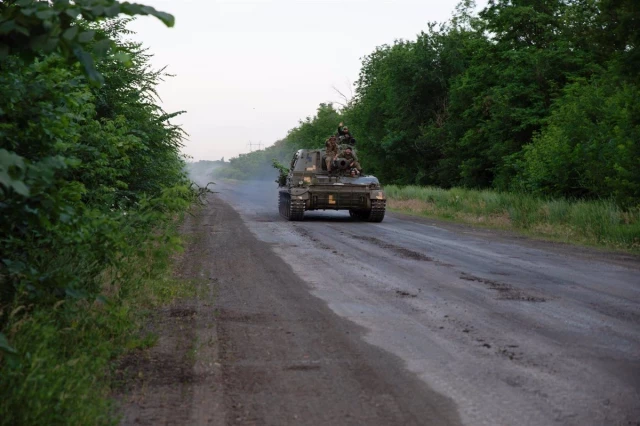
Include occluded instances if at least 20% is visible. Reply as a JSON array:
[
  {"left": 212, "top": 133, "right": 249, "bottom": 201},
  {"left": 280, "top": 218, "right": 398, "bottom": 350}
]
[
  {"left": 219, "top": 0, "right": 639, "bottom": 207},
  {"left": 1, "top": 0, "right": 191, "bottom": 326},
  {"left": 1, "top": 4, "right": 198, "bottom": 419}
]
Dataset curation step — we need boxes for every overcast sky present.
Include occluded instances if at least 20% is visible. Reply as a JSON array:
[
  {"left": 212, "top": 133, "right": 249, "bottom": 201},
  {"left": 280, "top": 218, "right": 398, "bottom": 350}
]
[{"left": 129, "top": 0, "right": 486, "bottom": 161}]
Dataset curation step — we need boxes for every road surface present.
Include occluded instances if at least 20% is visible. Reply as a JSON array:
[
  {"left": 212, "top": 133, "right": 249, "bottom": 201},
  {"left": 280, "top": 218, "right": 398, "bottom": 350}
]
[{"left": 120, "top": 180, "right": 640, "bottom": 425}]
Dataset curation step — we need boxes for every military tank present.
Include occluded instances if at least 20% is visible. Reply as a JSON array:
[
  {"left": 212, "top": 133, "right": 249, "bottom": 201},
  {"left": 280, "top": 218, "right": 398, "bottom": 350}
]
[{"left": 277, "top": 149, "right": 386, "bottom": 222}]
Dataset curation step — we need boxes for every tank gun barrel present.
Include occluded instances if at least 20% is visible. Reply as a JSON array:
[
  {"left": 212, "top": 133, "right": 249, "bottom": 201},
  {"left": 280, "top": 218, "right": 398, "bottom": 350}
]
[{"left": 333, "top": 157, "right": 352, "bottom": 171}]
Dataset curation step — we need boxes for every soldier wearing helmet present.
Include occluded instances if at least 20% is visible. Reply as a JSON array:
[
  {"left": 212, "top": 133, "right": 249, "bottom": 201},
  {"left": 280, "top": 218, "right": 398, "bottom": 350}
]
[
  {"left": 339, "top": 146, "right": 361, "bottom": 174},
  {"left": 337, "top": 122, "right": 355, "bottom": 147},
  {"left": 324, "top": 135, "right": 339, "bottom": 173}
]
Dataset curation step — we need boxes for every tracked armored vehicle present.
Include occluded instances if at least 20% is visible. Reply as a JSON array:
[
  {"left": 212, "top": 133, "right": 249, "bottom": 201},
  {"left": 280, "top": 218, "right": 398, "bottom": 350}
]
[{"left": 277, "top": 149, "right": 386, "bottom": 222}]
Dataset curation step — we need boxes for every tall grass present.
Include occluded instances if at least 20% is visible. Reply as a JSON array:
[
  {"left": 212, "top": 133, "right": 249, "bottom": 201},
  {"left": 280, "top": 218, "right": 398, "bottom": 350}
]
[
  {"left": 0, "top": 221, "right": 194, "bottom": 426},
  {"left": 385, "top": 185, "right": 640, "bottom": 251}
]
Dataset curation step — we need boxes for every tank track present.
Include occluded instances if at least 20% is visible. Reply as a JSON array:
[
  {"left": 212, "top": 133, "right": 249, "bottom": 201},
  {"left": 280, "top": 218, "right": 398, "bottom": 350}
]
[
  {"left": 279, "top": 192, "right": 305, "bottom": 221},
  {"left": 366, "top": 199, "right": 386, "bottom": 222},
  {"left": 349, "top": 200, "right": 386, "bottom": 223}
]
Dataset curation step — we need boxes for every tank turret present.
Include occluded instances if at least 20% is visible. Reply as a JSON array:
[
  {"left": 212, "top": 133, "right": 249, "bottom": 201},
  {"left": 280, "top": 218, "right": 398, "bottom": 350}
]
[{"left": 277, "top": 149, "right": 386, "bottom": 222}]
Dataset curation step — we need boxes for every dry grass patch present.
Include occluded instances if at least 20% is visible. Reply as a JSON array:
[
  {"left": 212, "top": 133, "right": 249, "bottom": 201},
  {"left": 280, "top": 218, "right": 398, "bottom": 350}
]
[
  {"left": 384, "top": 184, "right": 639, "bottom": 252},
  {"left": 455, "top": 212, "right": 512, "bottom": 227},
  {"left": 388, "top": 199, "right": 437, "bottom": 214},
  {"left": 531, "top": 223, "right": 577, "bottom": 241}
]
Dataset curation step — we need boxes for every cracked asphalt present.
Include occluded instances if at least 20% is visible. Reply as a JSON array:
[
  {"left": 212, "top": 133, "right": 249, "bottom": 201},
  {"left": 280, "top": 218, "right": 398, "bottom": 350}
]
[
  {"left": 215, "top": 181, "right": 640, "bottom": 425},
  {"left": 120, "top": 180, "right": 639, "bottom": 425}
]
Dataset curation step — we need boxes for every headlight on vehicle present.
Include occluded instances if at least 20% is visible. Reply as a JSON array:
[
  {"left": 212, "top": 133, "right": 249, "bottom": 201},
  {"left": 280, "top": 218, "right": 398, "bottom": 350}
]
[
  {"left": 298, "top": 180, "right": 304, "bottom": 186},
  {"left": 370, "top": 190, "right": 385, "bottom": 200}
]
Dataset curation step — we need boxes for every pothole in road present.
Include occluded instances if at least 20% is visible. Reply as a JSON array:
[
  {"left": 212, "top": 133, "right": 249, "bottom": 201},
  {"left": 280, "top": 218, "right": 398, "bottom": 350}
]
[
  {"left": 498, "top": 346, "right": 524, "bottom": 361},
  {"left": 395, "top": 289, "right": 418, "bottom": 298},
  {"left": 460, "top": 273, "right": 546, "bottom": 302},
  {"left": 353, "top": 235, "right": 434, "bottom": 262}
]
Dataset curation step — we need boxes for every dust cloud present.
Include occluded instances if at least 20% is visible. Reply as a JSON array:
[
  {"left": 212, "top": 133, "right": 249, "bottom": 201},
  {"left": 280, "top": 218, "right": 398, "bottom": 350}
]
[
  {"left": 186, "top": 160, "right": 222, "bottom": 187},
  {"left": 233, "top": 179, "right": 280, "bottom": 211},
  {"left": 186, "top": 160, "right": 280, "bottom": 210}
]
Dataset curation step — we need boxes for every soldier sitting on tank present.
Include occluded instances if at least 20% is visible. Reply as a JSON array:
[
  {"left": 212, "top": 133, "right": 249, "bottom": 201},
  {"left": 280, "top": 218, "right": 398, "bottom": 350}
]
[
  {"left": 337, "top": 122, "right": 355, "bottom": 146},
  {"left": 324, "top": 135, "right": 339, "bottom": 173},
  {"left": 340, "top": 146, "right": 362, "bottom": 174},
  {"left": 349, "top": 168, "right": 360, "bottom": 178}
]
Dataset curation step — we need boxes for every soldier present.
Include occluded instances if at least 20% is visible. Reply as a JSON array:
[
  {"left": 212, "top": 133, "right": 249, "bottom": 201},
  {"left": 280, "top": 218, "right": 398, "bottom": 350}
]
[
  {"left": 324, "top": 135, "right": 339, "bottom": 172},
  {"left": 340, "top": 146, "right": 362, "bottom": 173},
  {"left": 337, "top": 122, "right": 355, "bottom": 146}
]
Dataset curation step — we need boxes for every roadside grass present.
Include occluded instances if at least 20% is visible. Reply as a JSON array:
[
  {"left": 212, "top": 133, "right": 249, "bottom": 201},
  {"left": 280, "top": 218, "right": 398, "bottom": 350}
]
[
  {"left": 0, "top": 221, "right": 194, "bottom": 426},
  {"left": 385, "top": 185, "right": 640, "bottom": 252}
]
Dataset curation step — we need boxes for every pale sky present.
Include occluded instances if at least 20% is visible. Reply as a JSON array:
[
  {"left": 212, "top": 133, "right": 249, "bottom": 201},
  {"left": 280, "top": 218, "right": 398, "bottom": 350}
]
[{"left": 129, "top": 0, "right": 486, "bottom": 161}]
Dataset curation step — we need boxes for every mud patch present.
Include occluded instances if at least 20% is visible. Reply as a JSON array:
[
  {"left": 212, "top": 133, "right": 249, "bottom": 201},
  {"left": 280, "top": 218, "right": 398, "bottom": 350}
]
[
  {"left": 460, "top": 273, "right": 546, "bottom": 302},
  {"left": 498, "top": 346, "right": 524, "bottom": 361},
  {"left": 489, "top": 271, "right": 511, "bottom": 276},
  {"left": 115, "top": 350, "right": 196, "bottom": 388},
  {"left": 114, "top": 299, "right": 202, "bottom": 425},
  {"left": 169, "top": 307, "right": 197, "bottom": 318},
  {"left": 216, "top": 309, "right": 271, "bottom": 323},
  {"left": 395, "top": 247, "right": 433, "bottom": 261},
  {"left": 396, "top": 290, "right": 418, "bottom": 298},
  {"left": 353, "top": 235, "right": 434, "bottom": 262},
  {"left": 588, "top": 302, "right": 640, "bottom": 324},
  {"left": 284, "top": 364, "right": 322, "bottom": 371},
  {"left": 293, "top": 227, "right": 331, "bottom": 250}
]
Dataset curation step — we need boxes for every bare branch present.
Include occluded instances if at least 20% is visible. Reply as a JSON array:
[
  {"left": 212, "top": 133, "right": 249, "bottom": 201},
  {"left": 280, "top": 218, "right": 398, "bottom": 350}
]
[
  {"left": 344, "top": 78, "right": 354, "bottom": 99},
  {"left": 332, "top": 85, "right": 350, "bottom": 105}
]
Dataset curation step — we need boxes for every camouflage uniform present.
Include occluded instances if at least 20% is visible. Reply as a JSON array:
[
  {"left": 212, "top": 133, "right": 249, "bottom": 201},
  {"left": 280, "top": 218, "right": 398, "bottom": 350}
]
[
  {"left": 325, "top": 136, "right": 339, "bottom": 171},
  {"left": 340, "top": 149, "right": 361, "bottom": 172},
  {"left": 337, "top": 125, "right": 354, "bottom": 146}
]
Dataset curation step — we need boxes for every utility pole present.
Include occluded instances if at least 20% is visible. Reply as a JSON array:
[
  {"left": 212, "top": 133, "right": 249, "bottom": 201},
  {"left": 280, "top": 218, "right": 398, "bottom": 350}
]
[{"left": 246, "top": 141, "right": 264, "bottom": 152}]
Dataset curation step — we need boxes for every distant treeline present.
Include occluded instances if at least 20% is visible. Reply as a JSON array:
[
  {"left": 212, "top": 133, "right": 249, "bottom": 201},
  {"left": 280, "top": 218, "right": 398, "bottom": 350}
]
[
  {"left": 217, "top": 0, "right": 639, "bottom": 207},
  {"left": 214, "top": 104, "right": 342, "bottom": 180}
]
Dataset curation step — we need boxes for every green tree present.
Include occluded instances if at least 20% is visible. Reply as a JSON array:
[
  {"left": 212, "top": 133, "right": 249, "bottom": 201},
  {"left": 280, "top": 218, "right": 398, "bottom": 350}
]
[
  {"left": 519, "top": 71, "right": 640, "bottom": 206},
  {"left": 216, "top": 104, "right": 343, "bottom": 179},
  {"left": 219, "top": 0, "right": 640, "bottom": 206},
  {"left": 0, "top": 0, "right": 174, "bottom": 83}
]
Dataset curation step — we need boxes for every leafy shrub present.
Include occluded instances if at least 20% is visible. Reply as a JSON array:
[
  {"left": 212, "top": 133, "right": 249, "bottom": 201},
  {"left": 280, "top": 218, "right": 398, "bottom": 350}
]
[
  {"left": 0, "top": 3, "right": 199, "bottom": 423},
  {"left": 518, "top": 72, "right": 640, "bottom": 207}
]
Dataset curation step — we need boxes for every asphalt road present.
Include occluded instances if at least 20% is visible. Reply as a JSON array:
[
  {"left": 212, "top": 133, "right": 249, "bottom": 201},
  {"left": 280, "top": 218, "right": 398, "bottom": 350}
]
[
  {"left": 208, "top": 180, "right": 640, "bottom": 426},
  {"left": 121, "top": 180, "right": 639, "bottom": 425}
]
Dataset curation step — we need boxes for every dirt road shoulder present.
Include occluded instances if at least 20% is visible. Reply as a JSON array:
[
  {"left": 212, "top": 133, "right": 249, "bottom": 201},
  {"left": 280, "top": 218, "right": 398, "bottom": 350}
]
[{"left": 115, "top": 195, "right": 462, "bottom": 425}]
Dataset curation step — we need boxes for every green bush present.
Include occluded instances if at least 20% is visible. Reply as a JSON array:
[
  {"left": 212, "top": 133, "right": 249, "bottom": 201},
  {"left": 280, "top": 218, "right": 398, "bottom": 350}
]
[
  {"left": 0, "top": 4, "right": 197, "bottom": 424},
  {"left": 0, "top": 219, "right": 192, "bottom": 426},
  {"left": 518, "top": 72, "right": 640, "bottom": 207}
]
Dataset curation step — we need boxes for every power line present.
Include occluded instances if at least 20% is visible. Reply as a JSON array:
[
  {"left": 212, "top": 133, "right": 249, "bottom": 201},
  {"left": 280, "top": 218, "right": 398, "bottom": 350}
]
[{"left": 246, "top": 141, "right": 264, "bottom": 152}]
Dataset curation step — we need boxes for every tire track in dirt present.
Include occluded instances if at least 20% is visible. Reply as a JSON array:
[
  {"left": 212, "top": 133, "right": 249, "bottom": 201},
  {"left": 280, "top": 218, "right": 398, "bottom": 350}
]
[{"left": 116, "top": 206, "right": 225, "bottom": 425}]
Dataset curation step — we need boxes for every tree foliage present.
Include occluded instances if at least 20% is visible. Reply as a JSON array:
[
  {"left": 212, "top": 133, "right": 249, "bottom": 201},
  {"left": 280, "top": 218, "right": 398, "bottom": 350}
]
[
  {"left": 0, "top": 2, "right": 193, "bottom": 366},
  {"left": 215, "top": 103, "right": 343, "bottom": 179},
  {"left": 209, "top": 0, "right": 638, "bottom": 207},
  {"left": 518, "top": 71, "right": 640, "bottom": 201},
  {"left": 344, "top": 0, "right": 639, "bottom": 206},
  {"left": 0, "top": 0, "right": 174, "bottom": 83}
]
